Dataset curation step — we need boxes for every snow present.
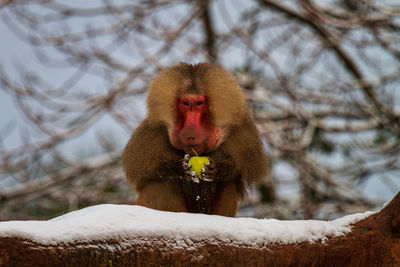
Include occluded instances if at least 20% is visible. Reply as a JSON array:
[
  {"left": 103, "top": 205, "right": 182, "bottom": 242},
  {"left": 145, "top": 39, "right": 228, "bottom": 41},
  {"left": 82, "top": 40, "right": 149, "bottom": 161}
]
[{"left": 0, "top": 205, "right": 373, "bottom": 246}]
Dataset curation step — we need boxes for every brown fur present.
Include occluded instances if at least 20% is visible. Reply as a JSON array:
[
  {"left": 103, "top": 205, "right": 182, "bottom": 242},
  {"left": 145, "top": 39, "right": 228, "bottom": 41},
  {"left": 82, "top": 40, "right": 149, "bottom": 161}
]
[{"left": 122, "top": 63, "right": 268, "bottom": 217}]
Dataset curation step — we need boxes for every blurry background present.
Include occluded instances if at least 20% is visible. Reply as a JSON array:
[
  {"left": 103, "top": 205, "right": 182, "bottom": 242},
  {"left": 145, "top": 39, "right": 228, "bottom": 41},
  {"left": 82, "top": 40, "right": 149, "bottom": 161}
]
[{"left": 1, "top": 0, "right": 399, "bottom": 220}]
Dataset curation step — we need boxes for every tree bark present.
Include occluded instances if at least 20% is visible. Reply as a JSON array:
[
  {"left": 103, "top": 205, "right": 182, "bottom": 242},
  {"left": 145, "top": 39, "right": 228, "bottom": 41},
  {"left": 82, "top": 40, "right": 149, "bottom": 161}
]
[{"left": 1, "top": 191, "right": 399, "bottom": 267}]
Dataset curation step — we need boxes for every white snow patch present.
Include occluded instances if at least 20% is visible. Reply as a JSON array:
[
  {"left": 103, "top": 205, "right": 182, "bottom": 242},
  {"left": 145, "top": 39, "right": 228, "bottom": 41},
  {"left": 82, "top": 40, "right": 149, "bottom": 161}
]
[{"left": 0, "top": 205, "right": 374, "bottom": 246}]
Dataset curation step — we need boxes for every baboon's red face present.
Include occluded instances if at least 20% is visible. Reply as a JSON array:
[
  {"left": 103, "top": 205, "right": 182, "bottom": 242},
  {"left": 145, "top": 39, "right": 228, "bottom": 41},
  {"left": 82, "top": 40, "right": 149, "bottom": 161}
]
[{"left": 171, "top": 95, "right": 221, "bottom": 155}]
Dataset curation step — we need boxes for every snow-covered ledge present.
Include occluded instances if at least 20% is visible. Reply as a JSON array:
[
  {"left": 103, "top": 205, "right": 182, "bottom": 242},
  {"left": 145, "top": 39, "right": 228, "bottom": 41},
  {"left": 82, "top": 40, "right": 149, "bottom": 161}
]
[
  {"left": 0, "top": 205, "right": 372, "bottom": 245},
  {"left": 1, "top": 192, "right": 399, "bottom": 267}
]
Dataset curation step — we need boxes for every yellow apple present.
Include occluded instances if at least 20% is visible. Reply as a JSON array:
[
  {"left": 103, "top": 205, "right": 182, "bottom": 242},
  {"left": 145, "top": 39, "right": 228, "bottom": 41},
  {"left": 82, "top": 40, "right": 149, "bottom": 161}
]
[{"left": 189, "top": 156, "right": 210, "bottom": 178}]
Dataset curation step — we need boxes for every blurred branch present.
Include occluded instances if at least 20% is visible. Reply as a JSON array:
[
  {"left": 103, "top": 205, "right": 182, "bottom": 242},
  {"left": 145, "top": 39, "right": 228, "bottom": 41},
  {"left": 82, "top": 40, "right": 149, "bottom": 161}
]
[
  {"left": 0, "top": 153, "right": 120, "bottom": 207},
  {"left": 198, "top": 0, "right": 217, "bottom": 63},
  {"left": 258, "top": 0, "right": 397, "bottom": 122}
]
